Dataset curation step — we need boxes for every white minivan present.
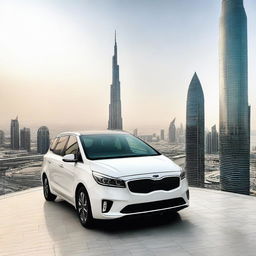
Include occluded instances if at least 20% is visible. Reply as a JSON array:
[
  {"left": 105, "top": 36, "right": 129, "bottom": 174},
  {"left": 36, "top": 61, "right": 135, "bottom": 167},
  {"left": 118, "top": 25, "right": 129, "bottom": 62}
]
[{"left": 41, "top": 130, "right": 189, "bottom": 228}]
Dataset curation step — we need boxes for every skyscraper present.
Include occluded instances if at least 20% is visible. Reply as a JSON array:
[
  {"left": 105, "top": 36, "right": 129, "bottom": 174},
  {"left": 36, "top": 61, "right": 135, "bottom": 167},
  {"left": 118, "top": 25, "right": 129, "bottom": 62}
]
[
  {"left": 219, "top": 0, "right": 250, "bottom": 194},
  {"left": 0, "top": 130, "right": 4, "bottom": 146},
  {"left": 20, "top": 127, "right": 31, "bottom": 152},
  {"left": 37, "top": 126, "right": 50, "bottom": 154},
  {"left": 133, "top": 128, "right": 138, "bottom": 137},
  {"left": 168, "top": 118, "right": 176, "bottom": 143},
  {"left": 186, "top": 73, "right": 205, "bottom": 187},
  {"left": 108, "top": 32, "right": 123, "bottom": 130},
  {"left": 10, "top": 116, "right": 19, "bottom": 150},
  {"left": 160, "top": 129, "right": 165, "bottom": 140}
]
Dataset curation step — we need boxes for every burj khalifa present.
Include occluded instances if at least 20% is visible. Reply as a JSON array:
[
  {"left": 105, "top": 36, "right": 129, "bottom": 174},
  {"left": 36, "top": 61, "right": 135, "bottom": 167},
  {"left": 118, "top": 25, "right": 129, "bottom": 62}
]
[
  {"left": 219, "top": 0, "right": 250, "bottom": 194},
  {"left": 108, "top": 32, "right": 123, "bottom": 130}
]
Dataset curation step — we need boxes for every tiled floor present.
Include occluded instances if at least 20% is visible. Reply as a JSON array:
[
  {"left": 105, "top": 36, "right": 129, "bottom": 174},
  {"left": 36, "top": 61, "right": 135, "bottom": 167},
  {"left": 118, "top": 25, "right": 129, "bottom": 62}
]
[{"left": 1, "top": 187, "right": 256, "bottom": 256}]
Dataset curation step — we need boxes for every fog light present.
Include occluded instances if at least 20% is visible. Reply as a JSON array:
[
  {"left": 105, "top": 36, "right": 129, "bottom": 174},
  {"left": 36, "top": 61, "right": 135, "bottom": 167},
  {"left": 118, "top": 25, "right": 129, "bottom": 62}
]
[
  {"left": 102, "top": 201, "right": 108, "bottom": 212},
  {"left": 102, "top": 200, "right": 113, "bottom": 213}
]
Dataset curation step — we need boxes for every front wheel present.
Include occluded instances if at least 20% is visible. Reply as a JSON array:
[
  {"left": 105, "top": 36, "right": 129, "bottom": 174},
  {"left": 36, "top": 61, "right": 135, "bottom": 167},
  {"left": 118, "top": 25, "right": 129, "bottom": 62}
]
[
  {"left": 43, "top": 175, "right": 57, "bottom": 201},
  {"left": 76, "top": 186, "right": 94, "bottom": 228}
]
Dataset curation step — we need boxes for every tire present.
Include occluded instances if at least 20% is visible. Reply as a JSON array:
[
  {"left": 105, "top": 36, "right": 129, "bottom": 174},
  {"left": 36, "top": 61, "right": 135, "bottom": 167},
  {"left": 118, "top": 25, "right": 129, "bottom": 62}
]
[
  {"left": 43, "top": 175, "right": 57, "bottom": 201},
  {"left": 76, "top": 186, "right": 94, "bottom": 228}
]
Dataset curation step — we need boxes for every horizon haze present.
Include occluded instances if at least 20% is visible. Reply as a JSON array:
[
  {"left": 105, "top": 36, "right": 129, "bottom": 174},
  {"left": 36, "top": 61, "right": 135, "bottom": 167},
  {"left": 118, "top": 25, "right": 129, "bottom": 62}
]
[{"left": 0, "top": 0, "right": 256, "bottom": 135}]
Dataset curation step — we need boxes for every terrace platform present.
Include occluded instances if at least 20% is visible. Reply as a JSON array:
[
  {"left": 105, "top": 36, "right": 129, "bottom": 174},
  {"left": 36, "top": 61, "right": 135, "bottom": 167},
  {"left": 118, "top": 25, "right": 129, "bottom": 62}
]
[{"left": 1, "top": 187, "right": 256, "bottom": 256}]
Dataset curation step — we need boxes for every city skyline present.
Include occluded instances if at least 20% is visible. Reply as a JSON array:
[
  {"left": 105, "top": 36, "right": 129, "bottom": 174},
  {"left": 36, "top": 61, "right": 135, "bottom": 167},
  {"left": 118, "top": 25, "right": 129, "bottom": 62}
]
[{"left": 0, "top": 0, "right": 256, "bottom": 134}]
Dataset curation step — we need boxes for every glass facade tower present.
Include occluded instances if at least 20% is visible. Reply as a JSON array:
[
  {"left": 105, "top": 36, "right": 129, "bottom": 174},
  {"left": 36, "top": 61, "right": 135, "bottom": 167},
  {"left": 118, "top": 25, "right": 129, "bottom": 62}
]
[
  {"left": 186, "top": 73, "right": 205, "bottom": 187},
  {"left": 37, "top": 126, "right": 50, "bottom": 154},
  {"left": 20, "top": 127, "right": 31, "bottom": 152},
  {"left": 168, "top": 118, "right": 176, "bottom": 143},
  {"left": 10, "top": 116, "right": 19, "bottom": 150},
  {"left": 219, "top": 0, "right": 250, "bottom": 194}
]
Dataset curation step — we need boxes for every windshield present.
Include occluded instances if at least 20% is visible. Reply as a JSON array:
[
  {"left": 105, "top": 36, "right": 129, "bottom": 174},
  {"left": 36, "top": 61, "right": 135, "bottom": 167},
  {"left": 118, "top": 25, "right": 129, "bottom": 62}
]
[{"left": 80, "top": 134, "right": 160, "bottom": 160}]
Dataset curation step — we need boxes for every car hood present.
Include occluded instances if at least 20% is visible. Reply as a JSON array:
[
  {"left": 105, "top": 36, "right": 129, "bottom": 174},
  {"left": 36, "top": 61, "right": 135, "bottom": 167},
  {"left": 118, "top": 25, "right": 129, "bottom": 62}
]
[{"left": 89, "top": 155, "right": 182, "bottom": 178}]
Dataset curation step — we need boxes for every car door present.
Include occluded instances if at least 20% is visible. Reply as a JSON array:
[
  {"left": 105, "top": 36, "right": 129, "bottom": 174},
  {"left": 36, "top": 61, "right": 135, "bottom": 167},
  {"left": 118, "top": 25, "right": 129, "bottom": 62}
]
[
  {"left": 61, "top": 136, "right": 82, "bottom": 202},
  {"left": 47, "top": 137, "right": 59, "bottom": 186},
  {"left": 51, "top": 135, "right": 69, "bottom": 195}
]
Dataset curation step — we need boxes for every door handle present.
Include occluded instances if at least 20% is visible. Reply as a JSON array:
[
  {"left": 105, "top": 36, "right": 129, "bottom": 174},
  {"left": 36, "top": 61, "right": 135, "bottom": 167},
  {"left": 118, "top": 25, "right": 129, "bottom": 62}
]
[{"left": 59, "top": 164, "right": 63, "bottom": 168}]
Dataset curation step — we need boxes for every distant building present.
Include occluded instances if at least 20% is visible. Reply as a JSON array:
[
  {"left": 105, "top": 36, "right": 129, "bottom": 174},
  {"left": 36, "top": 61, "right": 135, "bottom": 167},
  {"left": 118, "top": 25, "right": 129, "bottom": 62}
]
[
  {"left": 133, "top": 128, "right": 138, "bottom": 136},
  {"left": 206, "top": 131, "right": 212, "bottom": 154},
  {"left": 186, "top": 73, "right": 205, "bottom": 187},
  {"left": 37, "top": 126, "right": 50, "bottom": 154},
  {"left": 20, "top": 128, "right": 31, "bottom": 152},
  {"left": 139, "top": 135, "right": 153, "bottom": 143},
  {"left": 10, "top": 116, "right": 19, "bottom": 150},
  {"left": 160, "top": 129, "right": 164, "bottom": 140},
  {"left": 206, "top": 125, "right": 219, "bottom": 154},
  {"left": 108, "top": 31, "right": 123, "bottom": 130},
  {"left": 0, "top": 130, "right": 4, "bottom": 145},
  {"left": 152, "top": 134, "right": 159, "bottom": 142},
  {"left": 176, "top": 123, "right": 185, "bottom": 143},
  {"left": 211, "top": 125, "right": 218, "bottom": 153},
  {"left": 219, "top": 0, "right": 250, "bottom": 194},
  {"left": 168, "top": 118, "right": 176, "bottom": 143}
]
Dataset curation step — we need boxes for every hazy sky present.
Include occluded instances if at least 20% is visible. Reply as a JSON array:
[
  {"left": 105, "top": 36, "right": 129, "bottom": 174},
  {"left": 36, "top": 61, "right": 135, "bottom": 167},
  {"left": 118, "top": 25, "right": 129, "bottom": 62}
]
[{"left": 0, "top": 0, "right": 256, "bottom": 135}]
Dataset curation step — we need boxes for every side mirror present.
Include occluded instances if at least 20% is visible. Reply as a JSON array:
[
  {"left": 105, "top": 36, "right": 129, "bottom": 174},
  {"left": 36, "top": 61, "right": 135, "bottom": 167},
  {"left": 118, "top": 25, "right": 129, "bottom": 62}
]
[{"left": 63, "top": 154, "right": 78, "bottom": 163}]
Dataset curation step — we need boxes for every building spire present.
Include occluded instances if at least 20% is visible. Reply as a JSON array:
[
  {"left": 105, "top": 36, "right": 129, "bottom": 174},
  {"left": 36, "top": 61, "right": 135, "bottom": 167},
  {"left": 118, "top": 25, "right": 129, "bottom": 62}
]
[{"left": 114, "top": 30, "right": 117, "bottom": 58}]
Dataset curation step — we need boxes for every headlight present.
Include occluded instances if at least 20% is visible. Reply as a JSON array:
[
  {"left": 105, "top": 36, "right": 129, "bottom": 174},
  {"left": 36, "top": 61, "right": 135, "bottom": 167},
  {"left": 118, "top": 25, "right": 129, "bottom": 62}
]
[
  {"left": 92, "top": 172, "right": 126, "bottom": 188},
  {"left": 180, "top": 170, "right": 186, "bottom": 180}
]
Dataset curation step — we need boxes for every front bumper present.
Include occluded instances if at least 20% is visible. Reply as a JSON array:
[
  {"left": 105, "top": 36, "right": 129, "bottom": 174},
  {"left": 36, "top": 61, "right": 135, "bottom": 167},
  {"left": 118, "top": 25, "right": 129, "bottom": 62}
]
[{"left": 89, "top": 177, "right": 189, "bottom": 220}]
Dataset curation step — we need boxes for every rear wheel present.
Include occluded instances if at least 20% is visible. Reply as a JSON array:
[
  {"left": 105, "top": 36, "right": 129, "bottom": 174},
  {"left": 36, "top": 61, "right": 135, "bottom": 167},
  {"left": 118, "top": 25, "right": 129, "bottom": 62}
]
[
  {"left": 76, "top": 186, "right": 94, "bottom": 228},
  {"left": 43, "top": 175, "right": 57, "bottom": 201}
]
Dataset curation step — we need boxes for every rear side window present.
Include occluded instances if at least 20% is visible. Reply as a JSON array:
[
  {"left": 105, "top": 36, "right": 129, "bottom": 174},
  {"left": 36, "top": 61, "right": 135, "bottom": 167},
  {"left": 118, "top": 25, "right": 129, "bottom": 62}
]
[
  {"left": 50, "top": 138, "right": 59, "bottom": 151},
  {"left": 64, "top": 136, "right": 79, "bottom": 155},
  {"left": 53, "top": 136, "right": 69, "bottom": 156}
]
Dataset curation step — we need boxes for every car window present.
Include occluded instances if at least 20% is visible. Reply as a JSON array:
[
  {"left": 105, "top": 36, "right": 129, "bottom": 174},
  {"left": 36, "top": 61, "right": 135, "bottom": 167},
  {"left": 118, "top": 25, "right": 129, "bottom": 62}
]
[
  {"left": 53, "top": 136, "right": 69, "bottom": 156},
  {"left": 50, "top": 137, "right": 59, "bottom": 151},
  {"left": 80, "top": 134, "right": 160, "bottom": 160},
  {"left": 64, "top": 136, "right": 79, "bottom": 155},
  {"left": 125, "top": 136, "right": 151, "bottom": 155}
]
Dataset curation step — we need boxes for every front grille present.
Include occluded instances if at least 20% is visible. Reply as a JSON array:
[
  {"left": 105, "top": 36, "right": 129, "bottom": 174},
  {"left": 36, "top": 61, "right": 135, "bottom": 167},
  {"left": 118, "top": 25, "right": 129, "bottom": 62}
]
[
  {"left": 120, "top": 197, "right": 186, "bottom": 214},
  {"left": 128, "top": 177, "right": 180, "bottom": 193}
]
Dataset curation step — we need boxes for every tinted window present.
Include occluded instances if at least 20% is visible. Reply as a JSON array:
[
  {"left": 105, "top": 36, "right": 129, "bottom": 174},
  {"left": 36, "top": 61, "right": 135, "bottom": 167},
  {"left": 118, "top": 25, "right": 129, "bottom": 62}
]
[
  {"left": 80, "top": 134, "right": 160, "bottom": 160},
  {"left": 53, "top": 136, "right": 69, "bottom": 156},
  {"left": 64, "top": 136, "right": 79, "bottom": 155},
  {"left": 126, "top": 136, "right": 153, "bottom": 155},
  {"left": 50, "top": 137, "right": 59, "bottom": 151}
]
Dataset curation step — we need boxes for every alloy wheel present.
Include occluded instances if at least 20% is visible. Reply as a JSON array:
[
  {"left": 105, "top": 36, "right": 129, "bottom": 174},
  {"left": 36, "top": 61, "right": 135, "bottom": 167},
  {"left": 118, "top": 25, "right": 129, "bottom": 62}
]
[{"left": 78, "top": 192, "right": 88, "bottom": 224}]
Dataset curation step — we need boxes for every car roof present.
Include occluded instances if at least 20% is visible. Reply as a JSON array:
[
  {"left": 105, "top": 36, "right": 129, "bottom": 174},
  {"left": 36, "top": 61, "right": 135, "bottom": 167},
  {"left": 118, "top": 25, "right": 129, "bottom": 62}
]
[{"left": 57, "top": 130, "right": 129, "bottom": 137}]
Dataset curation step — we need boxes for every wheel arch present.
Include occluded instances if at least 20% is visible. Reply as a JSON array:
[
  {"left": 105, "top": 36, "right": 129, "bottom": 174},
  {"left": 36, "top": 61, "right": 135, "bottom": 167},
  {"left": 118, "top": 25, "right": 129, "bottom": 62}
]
[
  {"left": 42, "top": 172, "right": 47, "bottom": 181},
  {"left": 75, "top": 183, "right": 90, "bottom": 209}
]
